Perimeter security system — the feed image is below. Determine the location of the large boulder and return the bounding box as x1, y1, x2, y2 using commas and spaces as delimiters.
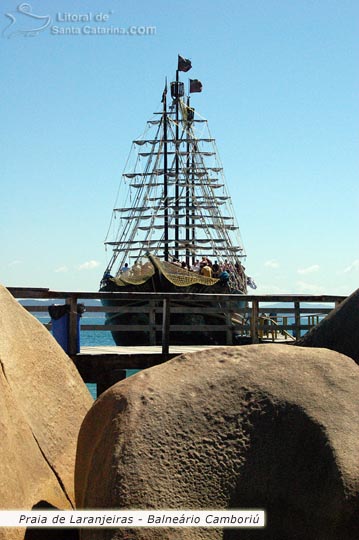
296, 288, 359, 363
0, 285, 93, 539
76, 344, 359, 540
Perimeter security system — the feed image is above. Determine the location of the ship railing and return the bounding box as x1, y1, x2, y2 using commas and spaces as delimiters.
7, 288, 344, 356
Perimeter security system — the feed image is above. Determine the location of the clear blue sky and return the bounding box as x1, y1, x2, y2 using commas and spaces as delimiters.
1, 0, 358, 295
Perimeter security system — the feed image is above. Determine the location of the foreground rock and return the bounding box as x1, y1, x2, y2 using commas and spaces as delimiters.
76, 344, 359, 540
0, 285, 93, 539
296, 288, 359, 363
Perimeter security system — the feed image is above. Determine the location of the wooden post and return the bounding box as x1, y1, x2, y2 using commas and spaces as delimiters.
97, 369, 127, 397
225, 300, 232, 345
67, 296, 79, 356
282, 316, 288, 339
149, 301, 156, 345
162, 298, 170, 355
250, 298, 259, 344
294, 301, 301, 341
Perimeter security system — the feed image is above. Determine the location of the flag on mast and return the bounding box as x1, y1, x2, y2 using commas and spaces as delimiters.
189, 79, 203, 93
178, 55, 192, 72
161, 79, 167, 102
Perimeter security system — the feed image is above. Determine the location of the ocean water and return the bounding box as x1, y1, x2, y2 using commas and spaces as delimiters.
80, 315, 115, 347
37, 314, 115, 346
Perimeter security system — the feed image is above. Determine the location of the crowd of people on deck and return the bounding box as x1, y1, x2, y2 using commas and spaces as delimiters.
170, 256, 246, 283
103, 254, 256, 289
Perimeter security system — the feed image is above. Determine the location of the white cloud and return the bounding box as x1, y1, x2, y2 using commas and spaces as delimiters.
297, 264, 320, 275
77, 260, 101, 271
343, 260, 359, 274
264, 259, 280, 269
54, 266, 69, 273
254, 283, 289, 294
296, 281, 325, 294
8, 260, 22, 266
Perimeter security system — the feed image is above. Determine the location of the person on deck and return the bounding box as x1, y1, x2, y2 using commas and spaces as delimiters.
219, 269, 230, 283
223, 259, 234, 273
212, 260, 220, 277
201, 263, 212, 278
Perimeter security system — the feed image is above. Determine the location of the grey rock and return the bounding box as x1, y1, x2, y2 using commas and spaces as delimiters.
76, 344, 359, 539
295, 288, 359, 363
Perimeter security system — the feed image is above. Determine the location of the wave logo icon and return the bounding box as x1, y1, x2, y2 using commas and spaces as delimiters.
3, 3, 51, 38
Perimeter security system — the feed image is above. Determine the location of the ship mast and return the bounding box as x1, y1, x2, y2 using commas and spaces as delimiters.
185, 95, 191, 266
186, 95, 195, 266
175, 69, 180, 259
170, 71, 185, 260
171, 55, 193, 262
162, 82, 169, 261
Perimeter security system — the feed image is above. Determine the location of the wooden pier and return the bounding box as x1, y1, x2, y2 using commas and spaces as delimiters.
75, 345, 224, 395
8, 287, 345, 395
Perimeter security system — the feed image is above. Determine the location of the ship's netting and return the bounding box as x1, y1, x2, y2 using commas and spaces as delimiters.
151, 256, 219, 287
111, 255, 218, 288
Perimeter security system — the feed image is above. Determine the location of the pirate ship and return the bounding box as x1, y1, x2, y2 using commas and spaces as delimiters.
100, 56, 254, 345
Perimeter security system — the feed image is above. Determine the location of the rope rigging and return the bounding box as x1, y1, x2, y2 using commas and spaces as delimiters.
104, 93, 247, 291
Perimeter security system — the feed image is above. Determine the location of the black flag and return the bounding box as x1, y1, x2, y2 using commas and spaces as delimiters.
189, 79, 203, 93
178, 55, 192, 72
161, 79, 167, 102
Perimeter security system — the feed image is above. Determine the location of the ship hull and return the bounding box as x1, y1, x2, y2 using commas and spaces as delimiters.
101, 297, 246, 346
101, 294, 247, 346
100, 255, 247, 346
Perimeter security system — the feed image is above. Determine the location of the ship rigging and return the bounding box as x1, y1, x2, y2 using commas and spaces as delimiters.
103, 56, 247, 292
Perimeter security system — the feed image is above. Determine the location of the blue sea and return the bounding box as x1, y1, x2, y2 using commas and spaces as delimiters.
36, 313, 114, 346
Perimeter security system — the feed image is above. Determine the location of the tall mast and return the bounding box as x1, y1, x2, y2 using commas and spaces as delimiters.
191, 140, 196, 265
162, 82, 169, 261
174, 69, 180, 259
174, 54, 192, 262
185, 95, 191, 266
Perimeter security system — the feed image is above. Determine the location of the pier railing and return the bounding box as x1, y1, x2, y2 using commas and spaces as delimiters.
8, 287, 344, 356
